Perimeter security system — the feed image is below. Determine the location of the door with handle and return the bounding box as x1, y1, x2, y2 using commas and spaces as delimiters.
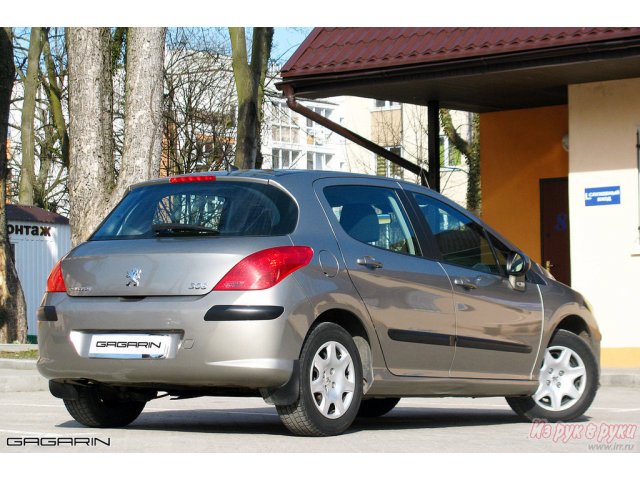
407, 190, 543, 380
357, 256, 384, 269
314, 179, 456, 377
453, 277, 477, 290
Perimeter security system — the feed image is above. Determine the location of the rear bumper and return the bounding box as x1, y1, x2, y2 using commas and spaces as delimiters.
37, 278, 311, 389
38, 355, 295, 389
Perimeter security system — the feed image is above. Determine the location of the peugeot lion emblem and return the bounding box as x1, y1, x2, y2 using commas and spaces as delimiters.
125, 268, 142, 287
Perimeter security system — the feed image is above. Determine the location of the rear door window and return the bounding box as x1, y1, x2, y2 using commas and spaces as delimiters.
323, 185, 419, 256
92, 181, 298, 240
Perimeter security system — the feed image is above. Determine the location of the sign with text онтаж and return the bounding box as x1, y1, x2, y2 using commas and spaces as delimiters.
584, 186, 621, 207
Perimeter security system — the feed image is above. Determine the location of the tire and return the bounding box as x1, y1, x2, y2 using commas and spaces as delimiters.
506, 330, 598, 422
277, 323, 363, 436
357, 397, 400, 418
63, 387, 146, 428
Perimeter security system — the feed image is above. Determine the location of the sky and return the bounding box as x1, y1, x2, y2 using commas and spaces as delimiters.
7, 3, 630, 71
272, 28, 312, 64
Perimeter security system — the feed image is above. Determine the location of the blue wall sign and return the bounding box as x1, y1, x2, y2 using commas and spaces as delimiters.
584, 186, 621, 206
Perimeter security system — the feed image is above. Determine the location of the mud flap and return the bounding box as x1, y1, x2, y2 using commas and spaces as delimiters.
260, 360, 300, 406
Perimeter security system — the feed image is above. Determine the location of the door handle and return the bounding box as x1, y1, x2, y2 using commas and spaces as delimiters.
453, 278, 477, 290
357, 256, 384, 269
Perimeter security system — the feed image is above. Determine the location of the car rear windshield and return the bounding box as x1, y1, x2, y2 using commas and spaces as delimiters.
91, 180, 298, 240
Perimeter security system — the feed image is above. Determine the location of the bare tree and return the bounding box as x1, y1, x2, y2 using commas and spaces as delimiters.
370, 101, 478, 208
18, 27, 44, 205
67, 28, 114, 244
119, 28, 165, 192
67, 27, 166, 245
228, 27, 273, 169
9, 27, 69, 213
0, 27, 27, 343
42, 28, 68, 170
163, 28, 237, 175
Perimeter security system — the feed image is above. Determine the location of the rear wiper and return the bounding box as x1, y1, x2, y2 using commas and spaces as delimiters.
152, 223, 220, 236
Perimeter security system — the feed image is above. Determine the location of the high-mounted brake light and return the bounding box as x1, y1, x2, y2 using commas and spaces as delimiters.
214, 246, 313, 291
46, 260, 67, 293
169, 175, 217, 183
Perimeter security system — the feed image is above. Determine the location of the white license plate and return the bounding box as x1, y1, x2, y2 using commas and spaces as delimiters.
88, 334, 170, 359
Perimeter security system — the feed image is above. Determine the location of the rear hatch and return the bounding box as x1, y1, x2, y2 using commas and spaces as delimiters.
62, 177, 299, 297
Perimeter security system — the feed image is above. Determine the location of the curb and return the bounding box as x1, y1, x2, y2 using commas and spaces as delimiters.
0, 371, 48, 393
0, 344, 38, 352
0, 360, 47, 393
599, 369, 640, 388
0, 359, 39, 370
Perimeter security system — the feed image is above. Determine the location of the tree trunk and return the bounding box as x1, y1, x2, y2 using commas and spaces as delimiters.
0, 28, 27, 343
67, 28, 115, 245
114, 28, 166, 200
252, 28, 273, 170
466, 114, 481, 214
18, 27, 44, 205
440, 109, 481, 214
34, 105, 53, 207
42, 28, 69, 169
68, 28, 166, 245
229, 27, 273, 170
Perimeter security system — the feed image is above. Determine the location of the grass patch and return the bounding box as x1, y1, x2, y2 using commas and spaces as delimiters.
0, 350, 39, 359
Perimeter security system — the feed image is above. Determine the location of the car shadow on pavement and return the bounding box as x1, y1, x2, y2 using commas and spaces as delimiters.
57, 406, 284, 435
53, 405, 567, 436
353, 407, 522, 431
353, 408, 593, 434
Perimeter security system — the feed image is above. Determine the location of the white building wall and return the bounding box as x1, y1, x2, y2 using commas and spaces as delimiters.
439, 169, 468, 207
263, 92, 469, 207
8, 221, 72, 338
263, 96, 348, 172
569, 77, 640, 349
341, 99, 469, 205
339, 96, 374, 174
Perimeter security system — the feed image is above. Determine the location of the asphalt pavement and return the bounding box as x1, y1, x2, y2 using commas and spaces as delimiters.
0, 382, 638, 453
2, 344, 638, 453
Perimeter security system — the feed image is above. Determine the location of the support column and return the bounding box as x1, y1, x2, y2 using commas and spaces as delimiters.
428, 100, 440, 192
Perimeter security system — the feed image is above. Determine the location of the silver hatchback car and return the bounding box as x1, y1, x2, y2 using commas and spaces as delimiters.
38, 170, 600, 436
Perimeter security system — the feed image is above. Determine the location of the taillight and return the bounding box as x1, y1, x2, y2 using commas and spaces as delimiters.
214, 246, 313, 291
46, 260, 67, 293
169, 175, 216, 183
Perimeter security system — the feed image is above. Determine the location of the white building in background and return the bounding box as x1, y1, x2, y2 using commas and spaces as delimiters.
265, 96, 347, 173
263, 91, 471, 208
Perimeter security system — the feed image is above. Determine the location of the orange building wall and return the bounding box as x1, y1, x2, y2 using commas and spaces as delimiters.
480, 105, 568, 263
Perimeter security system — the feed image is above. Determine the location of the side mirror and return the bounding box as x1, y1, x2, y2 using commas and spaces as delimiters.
506, 252, 530, 291
506, 252, 530, 276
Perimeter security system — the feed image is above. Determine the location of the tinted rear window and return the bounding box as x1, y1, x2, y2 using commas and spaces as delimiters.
91, 181, 298, 240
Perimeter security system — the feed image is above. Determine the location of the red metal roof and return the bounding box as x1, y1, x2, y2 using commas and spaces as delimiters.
6, 204, 69, 225
281, 27, 640, 78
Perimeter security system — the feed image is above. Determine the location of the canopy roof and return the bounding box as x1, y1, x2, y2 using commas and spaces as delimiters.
278, 27, 640, 112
